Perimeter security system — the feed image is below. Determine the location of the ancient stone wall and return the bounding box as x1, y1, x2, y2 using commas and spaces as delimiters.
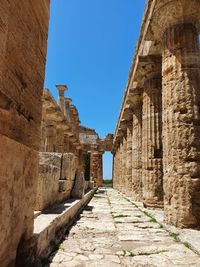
35, 152, 78, 210
37, 87, 83, 209
112, 0, 200, 228
0, 1, 50, 266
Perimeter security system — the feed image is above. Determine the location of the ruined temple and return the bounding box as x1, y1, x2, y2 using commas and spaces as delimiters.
1, 0, 200, 266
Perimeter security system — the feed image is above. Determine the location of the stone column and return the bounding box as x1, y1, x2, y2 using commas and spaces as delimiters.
126, 121, 133, 196
112, 152, 116, 187
45, 120, 57, 152
64, 97, 72, 122
90, 146, 99, 185
56, 127, 65, 153
118, 141, 123, 191
63, 134, 70, 153
162, 23, 200, 227
142, 60, 163, 208
113, 145, 120, 190
121, 134, 127, 193
97, 152, 103, 186
132, 94, 143, 201
56, 85, 67, 113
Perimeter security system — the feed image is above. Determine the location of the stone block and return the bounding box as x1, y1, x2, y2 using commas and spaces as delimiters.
71, 171, 85, 199
35, 152, 62, 211
0, 134, 38, 267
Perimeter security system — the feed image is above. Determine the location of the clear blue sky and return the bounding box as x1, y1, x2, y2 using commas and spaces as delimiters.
45, 0, 146, 180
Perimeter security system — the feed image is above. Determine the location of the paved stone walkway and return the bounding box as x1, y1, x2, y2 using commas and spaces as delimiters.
49, 188, 200, 267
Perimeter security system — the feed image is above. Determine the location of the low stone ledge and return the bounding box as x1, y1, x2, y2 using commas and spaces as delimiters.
28, 188, 97, 266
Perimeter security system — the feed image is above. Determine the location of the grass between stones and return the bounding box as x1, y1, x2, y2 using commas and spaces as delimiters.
113, 214, 130, 218
121, 193, 198, 255
117, 249, 168, 257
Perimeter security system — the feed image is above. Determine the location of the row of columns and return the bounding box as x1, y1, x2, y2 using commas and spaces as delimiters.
113, 22, 200, 228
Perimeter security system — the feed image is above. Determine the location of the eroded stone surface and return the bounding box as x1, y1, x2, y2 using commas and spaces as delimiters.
48, 188, 200, 267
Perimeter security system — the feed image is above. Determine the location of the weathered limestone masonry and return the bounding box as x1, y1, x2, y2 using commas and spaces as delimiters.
112, 0, 200, 228
36, 86, 82, 211
37, 87, 113, 209
79, 127, 113, 186
0, 1, 50, 266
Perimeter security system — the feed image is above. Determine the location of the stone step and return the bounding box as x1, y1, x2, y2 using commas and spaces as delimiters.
27, 188, 97, 266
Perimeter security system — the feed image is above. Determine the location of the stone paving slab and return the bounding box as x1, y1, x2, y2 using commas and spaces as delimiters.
48, 188, 200, 267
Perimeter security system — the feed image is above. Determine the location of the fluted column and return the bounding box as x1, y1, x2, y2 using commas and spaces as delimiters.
56, 85, 67, 113
112, 152, 116, 187
162, 23, 200, 227
132, 96, 143, 201
121, 134, 127, 193
113, 145, 121, 190
64, 97, 72, 122
45, 120, 56, 152
142, 63, 163, 208
90, 146, 99, 185
126, 121, 133, 196
97, 152, 103, 186
118, 141, 123, 191
56, 126, 65, 153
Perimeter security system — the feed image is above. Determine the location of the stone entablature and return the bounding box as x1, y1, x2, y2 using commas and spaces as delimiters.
112, 0, 200, 228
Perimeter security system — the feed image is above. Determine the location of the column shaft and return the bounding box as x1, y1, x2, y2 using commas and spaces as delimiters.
142, 75, 163, 208
121, 135, 127, 193
132, 105, 143, 200
162, 23, 200, 227
126, 122, 133, 196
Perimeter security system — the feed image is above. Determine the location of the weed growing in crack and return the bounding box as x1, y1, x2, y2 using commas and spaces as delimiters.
118, 250, 168, 257
183, 242, 192, 249
59, 245, 65, 251
169, 232, 180, 242
113, 214, 129, 218
149, 217, 157, 223
51, 239, 60, 251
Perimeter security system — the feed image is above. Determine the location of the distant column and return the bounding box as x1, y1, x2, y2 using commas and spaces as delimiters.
126, 121, 133, 196
56, 85, 67, 113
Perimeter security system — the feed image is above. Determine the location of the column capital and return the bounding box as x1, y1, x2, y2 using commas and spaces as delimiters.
140, 0, 200, 42
64, 97, 72, 104
135, 55, 162, 86
56, 85, 68, 96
